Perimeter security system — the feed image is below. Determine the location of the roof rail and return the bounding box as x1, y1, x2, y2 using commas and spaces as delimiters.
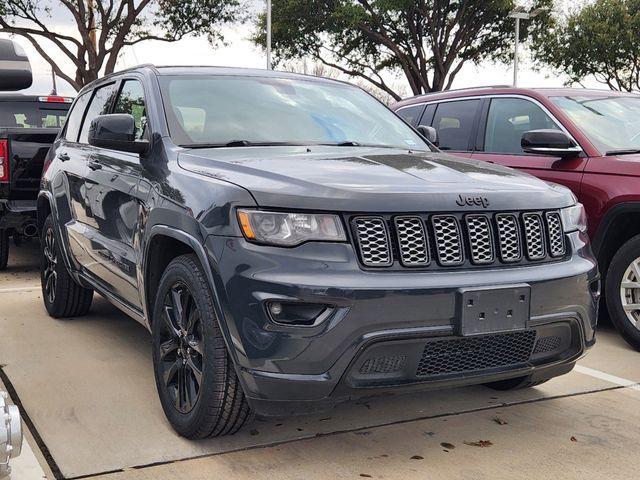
408, 84, 514, 100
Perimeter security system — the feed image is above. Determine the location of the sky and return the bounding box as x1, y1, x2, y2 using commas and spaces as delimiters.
0, 1, 602, 98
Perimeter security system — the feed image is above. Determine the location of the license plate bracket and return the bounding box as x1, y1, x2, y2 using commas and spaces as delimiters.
457, 284, 531, 336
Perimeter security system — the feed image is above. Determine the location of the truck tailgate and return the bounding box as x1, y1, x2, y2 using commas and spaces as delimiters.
1, 128, 58, 201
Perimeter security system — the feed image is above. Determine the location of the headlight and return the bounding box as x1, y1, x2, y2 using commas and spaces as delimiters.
237, 209, 346, 246
560, 203, 587, 233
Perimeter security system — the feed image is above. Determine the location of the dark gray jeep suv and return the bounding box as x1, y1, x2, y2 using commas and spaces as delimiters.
38, 65, 599, 438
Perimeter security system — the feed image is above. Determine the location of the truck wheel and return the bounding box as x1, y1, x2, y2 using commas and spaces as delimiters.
40, 215, 93, 318
484, 376, 549, 391
0, 229, 8, 270
152, 254, 250, 438
606, 234, 640, 351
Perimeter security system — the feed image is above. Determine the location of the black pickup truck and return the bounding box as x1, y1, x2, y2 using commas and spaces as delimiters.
0, 94, 71, 269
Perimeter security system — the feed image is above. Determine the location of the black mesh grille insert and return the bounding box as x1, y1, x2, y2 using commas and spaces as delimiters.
416, 331, 536, 377
359, 355, 407, 374
533, 335, 562, 354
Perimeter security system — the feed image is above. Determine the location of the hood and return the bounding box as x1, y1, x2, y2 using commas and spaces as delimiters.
178, 146, 575, 212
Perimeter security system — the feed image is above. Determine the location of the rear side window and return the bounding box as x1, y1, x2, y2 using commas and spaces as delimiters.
79, 83, 117, 144
396, 104, 425, 127
432, 100, 480, 151
485, 98, 561, 154
64, 93, 91, 142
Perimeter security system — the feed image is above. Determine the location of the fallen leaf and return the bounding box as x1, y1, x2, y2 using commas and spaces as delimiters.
410, 455, 424, 460
464, 440, 493, 448
493, 417, 508, 425
359, 474, 372, 478
571, 436, 578, 442
440, 442, 456, 450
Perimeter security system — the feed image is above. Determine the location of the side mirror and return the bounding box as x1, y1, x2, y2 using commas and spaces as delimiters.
521, 129, 581, 158
0, 39, 33, 91
416, 125, 439, 146
88, 114, 149, 154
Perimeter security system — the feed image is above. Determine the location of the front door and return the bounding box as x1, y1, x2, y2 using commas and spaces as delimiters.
471, 97, 587, 195
83, 78, 150, 309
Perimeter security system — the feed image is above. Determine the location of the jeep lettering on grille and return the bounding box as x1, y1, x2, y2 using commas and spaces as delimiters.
456, 194, 490, 208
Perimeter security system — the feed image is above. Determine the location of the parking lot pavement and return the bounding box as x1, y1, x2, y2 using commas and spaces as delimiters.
1, 244, 639, 480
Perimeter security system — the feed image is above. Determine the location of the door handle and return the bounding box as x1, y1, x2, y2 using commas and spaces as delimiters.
57, 152, 70, 162
88, 161, 103, 171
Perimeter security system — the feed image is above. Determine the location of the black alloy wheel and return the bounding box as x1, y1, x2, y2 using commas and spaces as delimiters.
157, 282, 205, 414
42, 228, 58, 304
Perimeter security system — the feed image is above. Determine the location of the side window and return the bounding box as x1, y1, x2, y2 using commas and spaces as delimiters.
113, 80, 148, 140
79, 83, 117, 144
396, 104, 425, 127
64, 92, 91, 142
485, 98, 561, 154
432, 100, 480, 151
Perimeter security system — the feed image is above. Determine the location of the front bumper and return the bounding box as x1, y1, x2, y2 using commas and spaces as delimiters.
208, 231, 599, 416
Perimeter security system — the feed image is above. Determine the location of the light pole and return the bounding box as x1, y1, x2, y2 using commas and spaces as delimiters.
508, 6, 543, 87
266, 0, 272, 70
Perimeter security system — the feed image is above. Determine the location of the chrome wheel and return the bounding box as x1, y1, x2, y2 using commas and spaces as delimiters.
43, 229, 58, 304
158, 282, 204, 414
620, 256, 640, 331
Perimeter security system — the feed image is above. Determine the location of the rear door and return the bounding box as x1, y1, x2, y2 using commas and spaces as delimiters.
82, 77, 150, 309
471, 96, 587, 193
428, 99, 481, 159
59, 83, 118, 273
50, 90, 94, 269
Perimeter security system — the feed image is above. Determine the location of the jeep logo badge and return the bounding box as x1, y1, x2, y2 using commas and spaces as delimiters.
456, 194, 490, 208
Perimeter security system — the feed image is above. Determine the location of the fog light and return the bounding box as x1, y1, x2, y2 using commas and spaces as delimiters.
0, 391, 22, 479
269, 302, 283, 316
266, 301, 332, 327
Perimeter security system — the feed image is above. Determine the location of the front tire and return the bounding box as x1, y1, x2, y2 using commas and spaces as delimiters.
152, 254, 250, 438
0, 229, 9, 270
606, 234, 640, 351
40, 215, 93, 318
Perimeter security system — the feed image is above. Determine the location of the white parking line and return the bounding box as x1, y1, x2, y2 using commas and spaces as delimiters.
0, 286, 40, 294
575, 365, 640, 391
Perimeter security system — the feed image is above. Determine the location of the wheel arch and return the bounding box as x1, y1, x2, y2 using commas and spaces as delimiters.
143, 226, 233, 356
36, 191, 54, 235
592, 202, 640, 282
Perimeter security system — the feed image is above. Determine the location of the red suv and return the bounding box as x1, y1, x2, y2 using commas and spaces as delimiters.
393, 87, 640, 350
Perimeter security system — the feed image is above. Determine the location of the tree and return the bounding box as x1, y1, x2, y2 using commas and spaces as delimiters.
533, 0, 640, 91
0, 0, 246, 91
255, 0, 553, 101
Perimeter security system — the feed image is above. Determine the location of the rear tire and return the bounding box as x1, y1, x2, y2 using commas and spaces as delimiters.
40, 215, 93, 318
0, 229, 9, 271
152, 254, 250, 438
484, 376, 549, 391
0, 229, 8, 270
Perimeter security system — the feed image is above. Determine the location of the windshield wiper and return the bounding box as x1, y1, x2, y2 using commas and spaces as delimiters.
605, 148, 640, 156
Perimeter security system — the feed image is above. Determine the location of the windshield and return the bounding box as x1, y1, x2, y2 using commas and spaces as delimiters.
551, 95, 640, 153
159, 75, 429, 150
0, 101, 68, 128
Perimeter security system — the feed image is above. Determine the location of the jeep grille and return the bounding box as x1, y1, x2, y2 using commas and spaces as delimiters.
546, 212, 566, 257
431, 215, 463, 266
353, 217, 393, 267
522, 213, 546, 260
351, 210, 566, 269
